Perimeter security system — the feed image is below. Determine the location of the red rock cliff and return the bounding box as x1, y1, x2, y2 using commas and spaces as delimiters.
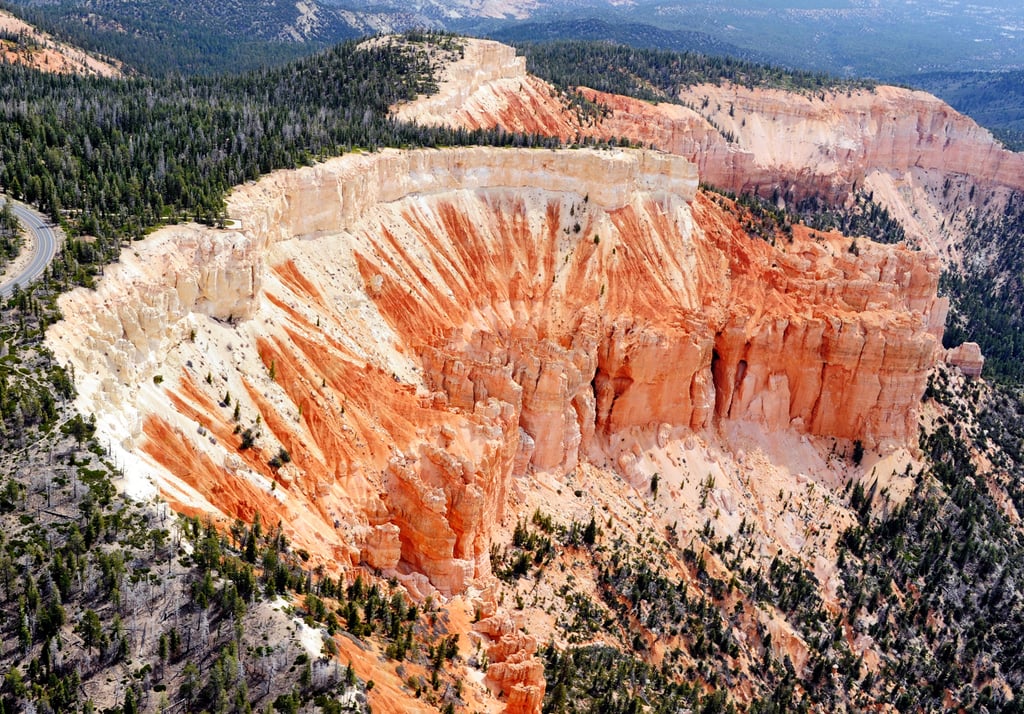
400, 39, 1023, 258
48, 147, 942, 601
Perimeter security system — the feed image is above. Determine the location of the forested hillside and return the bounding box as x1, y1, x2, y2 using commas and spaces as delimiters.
942, 194, 1024, 381
489, 17, 754, 61
479, 0, 1024, 78
514, 40, 873, 104
486, 362, 1024, 713
0, 34, 556, 286
1, 0, 330, 75
0, 201, 20, 264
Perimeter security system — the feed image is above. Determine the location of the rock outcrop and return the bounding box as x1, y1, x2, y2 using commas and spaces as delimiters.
678, 83, 1024, 199
401, 39, 1024, 259
48, 146, 942, 604
946, 342, 985, 377
394, 40, 583, 138
475, 614, 546, 714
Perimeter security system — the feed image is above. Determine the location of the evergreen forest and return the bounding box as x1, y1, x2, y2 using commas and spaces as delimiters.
1, 0, 327, 76
0, 33, 557, 285
514, 40, 875, 105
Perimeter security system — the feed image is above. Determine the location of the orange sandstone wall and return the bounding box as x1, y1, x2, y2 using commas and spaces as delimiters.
678, 83, 1024, 196
399, 39, 1023, 262
401, 40, 1024, 202
47, 147, 941, 600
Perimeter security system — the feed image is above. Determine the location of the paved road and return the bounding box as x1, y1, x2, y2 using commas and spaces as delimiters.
0, 199, 60, 298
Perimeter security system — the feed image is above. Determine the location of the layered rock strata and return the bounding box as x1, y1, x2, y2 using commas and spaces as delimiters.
49, 146, 942, 602
678, 83, 1024, 200
475, 614, 545, 714
400, 39, 1024, 259
946, 342, 985, 377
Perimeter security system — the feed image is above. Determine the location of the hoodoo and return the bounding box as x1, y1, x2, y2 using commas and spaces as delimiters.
47, 145, 943, 597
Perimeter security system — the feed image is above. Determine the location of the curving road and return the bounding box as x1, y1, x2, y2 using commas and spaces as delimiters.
0, 198, 60, 298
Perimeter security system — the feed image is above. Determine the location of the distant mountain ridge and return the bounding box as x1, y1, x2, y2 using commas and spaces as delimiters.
7, 0, 1024, 77
486, 17, 759, 60
4, 0, 369, 73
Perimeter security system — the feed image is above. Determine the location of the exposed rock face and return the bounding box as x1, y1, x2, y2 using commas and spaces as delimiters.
678, 83, 1024, 198
475, 614, 546, 714
404, 0, 539, 20
946, 342, 985, 377
675, 84, 1024, 258
0, 9, 122, 76
394, 40, 582, 137
49, 146, 942, 607
47, 147, 692, 597
404, 39, 1024, 260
